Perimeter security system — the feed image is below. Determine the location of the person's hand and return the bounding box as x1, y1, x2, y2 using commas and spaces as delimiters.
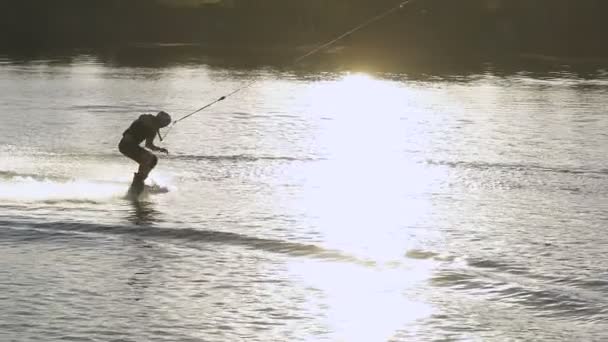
159, 148, 169, 155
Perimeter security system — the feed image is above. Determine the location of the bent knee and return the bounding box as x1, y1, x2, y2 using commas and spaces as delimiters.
142, 154, 158, 169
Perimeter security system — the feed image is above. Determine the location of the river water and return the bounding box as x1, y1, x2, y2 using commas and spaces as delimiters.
0, 50, 607, 341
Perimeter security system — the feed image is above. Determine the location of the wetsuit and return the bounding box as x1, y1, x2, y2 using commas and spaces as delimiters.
118, 114, 159, 189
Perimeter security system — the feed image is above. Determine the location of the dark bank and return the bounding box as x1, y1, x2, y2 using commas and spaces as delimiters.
1, 0, 608, 62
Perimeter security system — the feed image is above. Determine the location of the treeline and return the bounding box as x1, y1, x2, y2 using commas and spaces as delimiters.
0, 0, 607, 58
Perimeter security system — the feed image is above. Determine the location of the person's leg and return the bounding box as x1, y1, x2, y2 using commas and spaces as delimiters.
137, 152, 158, 181
119, 139, 146, 167
119, 139, 154, 193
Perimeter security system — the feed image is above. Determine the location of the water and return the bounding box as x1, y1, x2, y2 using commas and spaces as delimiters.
1, 51, 607, 341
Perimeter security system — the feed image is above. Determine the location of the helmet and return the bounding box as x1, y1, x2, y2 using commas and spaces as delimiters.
156, 111, 172, 127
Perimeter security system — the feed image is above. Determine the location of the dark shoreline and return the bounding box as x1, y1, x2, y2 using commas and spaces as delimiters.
2, 0, 608, 61
2, 44, 607, 82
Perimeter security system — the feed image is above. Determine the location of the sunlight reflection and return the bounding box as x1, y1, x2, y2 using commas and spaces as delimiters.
290, 259, 434, 342
278, 72, 446, 339
285, 72, 446, 260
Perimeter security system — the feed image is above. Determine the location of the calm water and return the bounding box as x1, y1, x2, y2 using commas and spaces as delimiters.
1, 52, 607, 341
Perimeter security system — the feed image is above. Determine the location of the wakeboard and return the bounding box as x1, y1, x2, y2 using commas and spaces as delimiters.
144, 183, 169, 194
125, 173, 169, 200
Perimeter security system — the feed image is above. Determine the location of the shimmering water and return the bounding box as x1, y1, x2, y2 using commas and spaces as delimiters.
1, 52, 607, 341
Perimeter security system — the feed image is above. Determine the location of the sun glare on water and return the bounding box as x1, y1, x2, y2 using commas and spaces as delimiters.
291, 72, 442, 257
276, 72, 444, 340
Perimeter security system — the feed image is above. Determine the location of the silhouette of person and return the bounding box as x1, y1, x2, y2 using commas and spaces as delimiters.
118, 111, 171, 195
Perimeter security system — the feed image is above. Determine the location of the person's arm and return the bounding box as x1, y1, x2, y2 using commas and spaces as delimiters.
145, 135, 168, 154
140, 115, 168, 154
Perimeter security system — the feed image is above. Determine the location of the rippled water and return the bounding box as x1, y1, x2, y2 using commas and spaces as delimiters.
1, 52, 607, 341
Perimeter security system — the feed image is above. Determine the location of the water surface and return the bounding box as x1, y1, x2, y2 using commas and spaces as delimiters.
1, 52, 607, 341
